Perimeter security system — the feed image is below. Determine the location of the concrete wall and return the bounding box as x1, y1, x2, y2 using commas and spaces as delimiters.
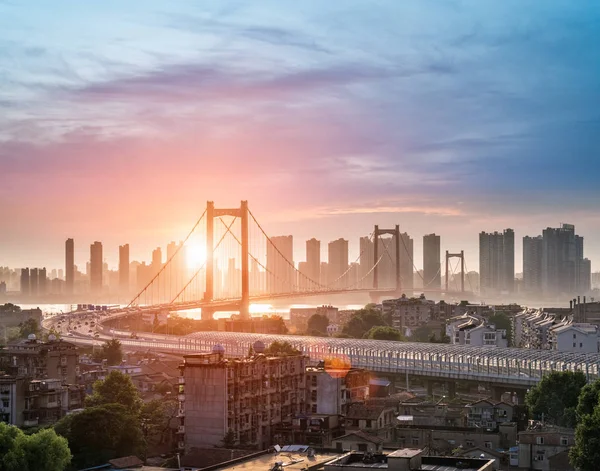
184, 365, 227, 450
334, 437, 380, 453
317, 373, 342, 415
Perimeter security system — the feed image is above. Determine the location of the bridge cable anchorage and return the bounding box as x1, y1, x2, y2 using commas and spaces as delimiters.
170, 216, 237, 304
247, 208, 327, 291
218, 218, 304, 294
127, 208, 208, 308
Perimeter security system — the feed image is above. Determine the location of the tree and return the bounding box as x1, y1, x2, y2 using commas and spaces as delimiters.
306, 314, 329, 336
85, 370, 142, 413
577, 379, 600, 418
221, 430, 236, 448
570, 406, 600, 471
365, 326, 404, 341
263, 341, 301, 356
140, 398, 178, 449
93, 339, 123, 365
0, 422, 71, 471
342, 307, 387, 339
55, 404, 144, 470
525, 370, 587, 428
18, 318, 39, 339
488, 312, 513, 346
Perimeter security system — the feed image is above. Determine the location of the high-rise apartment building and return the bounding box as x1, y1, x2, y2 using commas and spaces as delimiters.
90, 241, 103, 294
479, 229, 515, 294
540, 224, 590, 295
359, 236, 374, 288
20, 268, 30, 296
266, 235, 293, 294
29, 268, 39, 296
423, 234, 441, 290
151, 247, 162, 276
328, 238, 349, 289
523, 236, 543, 294
38, 268, 47, 295
399, 232, 414, 293
305, 238, 321, 285
65, 238, 74, 294
119, 244, 130, 294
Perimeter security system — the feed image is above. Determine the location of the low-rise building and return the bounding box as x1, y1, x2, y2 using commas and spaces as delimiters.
333, 430, 384, 453
397, 398, 465, 428
324, 449, 494, 471
306, 366, 370, 415
550, 323, 598, 353
344, 403, 396, 443
449, 314, 508, 347
516, 423, 575, 471
465, 400, 514, 429
383, 295, 434, 333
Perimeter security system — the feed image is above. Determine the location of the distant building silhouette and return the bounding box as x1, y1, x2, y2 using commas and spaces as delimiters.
151, 247, 162, 276
305, 238, 321, 285
38, 267, 47, 295
119, 244, 130, 294
65, 238, 74, 293
328, 238, 349, 289
523, 235, 543, 294
20, 268, 30, 296
540, 224, 590, 295
359, 236, 374, 288
29, 268, 39, 296
423, 234, 441, 290
267, 236, 293, 294
90, 241, 103, 294
399, 232, 414, 292
479, 229, 515, 294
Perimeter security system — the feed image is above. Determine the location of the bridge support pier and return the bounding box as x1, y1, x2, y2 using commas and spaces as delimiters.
446, 381, 456, 399
514, 389, 527, 405
201, 306, 215, 321
426, 380, 433, 398
492, 386, 504, 402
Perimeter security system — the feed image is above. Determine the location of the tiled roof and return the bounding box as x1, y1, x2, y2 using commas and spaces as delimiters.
346, 403, 390, 420
336, 430, 384, 444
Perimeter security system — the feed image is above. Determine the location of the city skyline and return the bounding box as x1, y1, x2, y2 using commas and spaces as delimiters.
2, 2, 600, 274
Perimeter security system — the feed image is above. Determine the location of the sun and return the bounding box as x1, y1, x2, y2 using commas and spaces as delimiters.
186, 244, 207, 269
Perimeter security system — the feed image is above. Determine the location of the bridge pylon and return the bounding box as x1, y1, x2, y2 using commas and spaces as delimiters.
373, 225, 402, 295
203, 200, 250, 320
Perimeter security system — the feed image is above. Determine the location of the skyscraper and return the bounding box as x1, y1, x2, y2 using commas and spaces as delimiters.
328, 238, 349, 289
305, 238, 321, 286
90, 241, 103, 294
152, 247, 162, 276
65, 238, 74, 293
479, 229, 515, 294
29, 268, 39, 296
541, 224, 590, 295
359, 236, 374, 288
423, 234, 441, 290
267, 236, 294, 294
38, 267, 47, 295
523, 236, 543, 294
20, 268, 30, 296
398, 232, 414, 292
119, 244, 130, 294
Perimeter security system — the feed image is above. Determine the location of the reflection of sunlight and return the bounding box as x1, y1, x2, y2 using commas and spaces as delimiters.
187, 244, 206, 269
250, 304, 272, 313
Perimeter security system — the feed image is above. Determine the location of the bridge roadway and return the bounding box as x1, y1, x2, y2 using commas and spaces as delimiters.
45, 307, 600, 389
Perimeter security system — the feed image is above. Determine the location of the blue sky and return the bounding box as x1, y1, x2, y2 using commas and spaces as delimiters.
1, 0, 599, 271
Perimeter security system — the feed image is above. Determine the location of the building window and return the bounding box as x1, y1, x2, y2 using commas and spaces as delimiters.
466, 440, 475, 447
573, 334, 577, 339
580, 343, 583, 348
412, 438, 419, 445
2, 400, 8, 408
484, 442, 492, 449
536, 437, 544, 445
561, 437, 568, 446
358, 444, 368, 452
573, 343, 576, 347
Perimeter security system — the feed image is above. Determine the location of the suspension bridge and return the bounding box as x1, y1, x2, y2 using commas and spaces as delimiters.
128, 201, 470, 319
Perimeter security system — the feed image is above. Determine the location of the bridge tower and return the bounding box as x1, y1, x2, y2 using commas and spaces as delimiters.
445, 250, 465, 293
204, 200, 249, 320
373, 225, 401, 294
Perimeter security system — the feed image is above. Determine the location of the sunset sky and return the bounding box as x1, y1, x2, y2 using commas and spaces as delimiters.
1, 1, 599, 272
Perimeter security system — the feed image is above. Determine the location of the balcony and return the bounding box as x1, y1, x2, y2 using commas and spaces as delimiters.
178, 377, 185, 384
177, 425, 185, 434
23, 419, 39, 427
177, 409, 185, 417
178, 394, 185, 402
177, 441, 185, 450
